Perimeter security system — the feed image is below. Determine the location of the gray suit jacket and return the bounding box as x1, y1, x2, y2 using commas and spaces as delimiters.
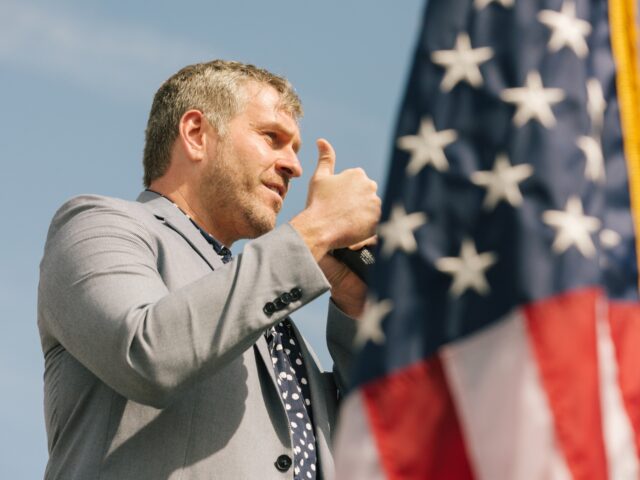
38, 191, 356, 479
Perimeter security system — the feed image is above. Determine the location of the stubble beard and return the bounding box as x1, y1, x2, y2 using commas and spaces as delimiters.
200, 141, 279, 241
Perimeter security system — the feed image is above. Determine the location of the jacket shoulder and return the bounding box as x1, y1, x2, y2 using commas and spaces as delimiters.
52, 194, 146, 219
44, 194, 156, 249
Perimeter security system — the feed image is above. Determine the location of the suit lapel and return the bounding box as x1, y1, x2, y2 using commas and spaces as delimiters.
136, 190, 224, 271
255, 335, 278, 385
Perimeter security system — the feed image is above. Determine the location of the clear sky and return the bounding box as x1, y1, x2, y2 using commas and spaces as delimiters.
0, 1, 424, 476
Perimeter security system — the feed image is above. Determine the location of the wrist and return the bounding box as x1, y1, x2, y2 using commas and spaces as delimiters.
289, 208, 333, 261
331, 293, 365, 318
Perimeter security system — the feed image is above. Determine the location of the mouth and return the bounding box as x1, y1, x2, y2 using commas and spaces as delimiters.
263, 182, 286, 200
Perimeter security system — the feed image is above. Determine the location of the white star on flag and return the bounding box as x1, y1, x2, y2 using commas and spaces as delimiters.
542, 196, 601, 257
436, 238, 497, 297
397, 117, 458, 175
500, 71, 565, 128
538, 0, 592, 58
355, 297, 394, 347
577, 135, 605, 183
586, 78, 606, 132
471, 154, 533, 210
431, 33, 494, 92
474, 0, 514, 9
378, 203, 428, 258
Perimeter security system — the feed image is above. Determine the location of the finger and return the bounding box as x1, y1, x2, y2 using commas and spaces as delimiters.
313, 138, 336, 178
349, 235, 378, 250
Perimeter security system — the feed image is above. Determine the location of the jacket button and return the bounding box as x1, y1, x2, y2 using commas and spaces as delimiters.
290, 287, 302, 300
274, 297, 286, 310
280, 292, 293, 305
275, 454, 292, 472
263, 302, 276, 316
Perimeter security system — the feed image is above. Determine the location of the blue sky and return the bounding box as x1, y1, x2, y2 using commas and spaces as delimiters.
0, 1, 424, 476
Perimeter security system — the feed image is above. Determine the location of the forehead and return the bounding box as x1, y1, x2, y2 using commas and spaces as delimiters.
236, 83, 300, 133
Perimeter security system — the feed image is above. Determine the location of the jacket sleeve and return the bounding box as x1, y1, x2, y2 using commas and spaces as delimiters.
326, 300, 357, 394
38, 196, 330, 408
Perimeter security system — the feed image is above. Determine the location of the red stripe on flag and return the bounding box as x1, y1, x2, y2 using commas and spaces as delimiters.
362, 356, 475, 480
524, 287, 607, 480
608, 302, 640, 459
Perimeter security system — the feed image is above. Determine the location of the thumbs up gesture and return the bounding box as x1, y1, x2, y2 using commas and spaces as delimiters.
290, 139, 381, 261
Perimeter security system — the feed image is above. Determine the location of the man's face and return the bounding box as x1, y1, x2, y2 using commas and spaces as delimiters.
199, 83, 302, 243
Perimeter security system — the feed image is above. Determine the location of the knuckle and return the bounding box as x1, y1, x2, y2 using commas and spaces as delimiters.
346, 167, 365, 178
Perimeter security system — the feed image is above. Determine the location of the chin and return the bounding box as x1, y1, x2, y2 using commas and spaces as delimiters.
244, 210, 277, 238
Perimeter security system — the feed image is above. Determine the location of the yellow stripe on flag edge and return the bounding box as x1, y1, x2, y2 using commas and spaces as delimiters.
610, 0, 640, 294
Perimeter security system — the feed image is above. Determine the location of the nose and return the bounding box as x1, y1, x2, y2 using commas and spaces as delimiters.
275, 150, 303, 180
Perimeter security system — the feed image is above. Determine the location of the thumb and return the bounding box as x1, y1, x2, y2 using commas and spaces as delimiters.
313, 138, 336, 178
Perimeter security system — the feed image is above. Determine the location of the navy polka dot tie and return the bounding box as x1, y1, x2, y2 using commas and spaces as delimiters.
267, 321, 317, 479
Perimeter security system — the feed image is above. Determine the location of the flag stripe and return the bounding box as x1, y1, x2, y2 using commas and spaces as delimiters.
596, 303, 639, 479
608, 303, 640, 461
524, 288, 608, 480
362, 357, 474, 480
609, 0, 640, 293
334, 392, 387, 480
441, 308, 571, 480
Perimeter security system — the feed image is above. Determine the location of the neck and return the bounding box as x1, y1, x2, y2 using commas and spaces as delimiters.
147, 182, 235, 247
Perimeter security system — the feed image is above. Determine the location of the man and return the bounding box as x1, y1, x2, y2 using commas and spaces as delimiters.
37, 60, 380, 479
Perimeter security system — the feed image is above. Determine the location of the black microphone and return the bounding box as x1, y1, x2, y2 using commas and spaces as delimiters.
331, 246, 375, 283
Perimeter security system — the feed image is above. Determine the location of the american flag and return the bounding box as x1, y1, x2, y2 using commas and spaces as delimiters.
335, 0, 640, 479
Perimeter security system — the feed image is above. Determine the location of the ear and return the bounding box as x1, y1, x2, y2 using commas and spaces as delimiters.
178, 110, 217, 163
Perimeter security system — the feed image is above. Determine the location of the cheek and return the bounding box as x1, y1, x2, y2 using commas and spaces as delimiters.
243, 137, 275, 168
223, 138, 273, 186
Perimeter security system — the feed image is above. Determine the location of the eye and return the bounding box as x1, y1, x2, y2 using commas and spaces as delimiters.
264, 131, 278, 143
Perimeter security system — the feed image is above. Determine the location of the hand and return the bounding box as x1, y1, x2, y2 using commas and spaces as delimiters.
290, 139, 381, 260
318, 236, 377, 318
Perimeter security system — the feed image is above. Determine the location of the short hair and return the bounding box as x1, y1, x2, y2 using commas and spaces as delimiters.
142, 59, 303, 187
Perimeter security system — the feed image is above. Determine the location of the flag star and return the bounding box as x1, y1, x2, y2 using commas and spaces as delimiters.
378, 203, 428, 257
471, 154, 533, 210
355, 298, 393, 347
474, 0, 514, 9
538, 0, 591, 58
542, 196, 601, 257
397, 117, 458, 175
436, 239, 497, 297
586, 78, 606, 132
576, 135, 605, 183
431, 33, 494, 92
500, 71, 565, 128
